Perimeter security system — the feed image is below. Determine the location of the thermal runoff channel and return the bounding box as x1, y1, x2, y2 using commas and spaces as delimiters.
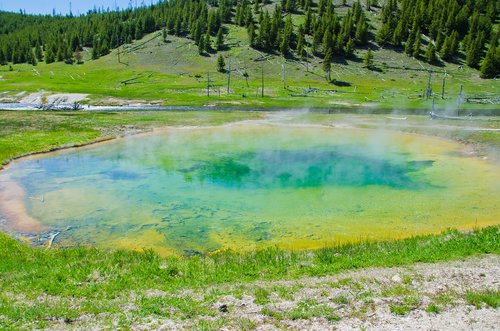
3, 124, 499, 256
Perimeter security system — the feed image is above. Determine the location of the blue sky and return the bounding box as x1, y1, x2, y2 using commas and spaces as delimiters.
0, 0, 159, 15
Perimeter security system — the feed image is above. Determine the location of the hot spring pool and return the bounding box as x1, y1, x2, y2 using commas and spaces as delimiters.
1, 124, 499, 255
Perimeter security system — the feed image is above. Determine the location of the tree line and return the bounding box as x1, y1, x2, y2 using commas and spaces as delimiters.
375, 0, 498, 77
0, 0, 498, 78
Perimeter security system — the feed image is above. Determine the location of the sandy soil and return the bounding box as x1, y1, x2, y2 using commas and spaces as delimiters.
0, 173, 47, 232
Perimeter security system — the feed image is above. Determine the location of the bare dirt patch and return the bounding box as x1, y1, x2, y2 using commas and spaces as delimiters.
46, 93, 88, 105
18, 92, 88, 105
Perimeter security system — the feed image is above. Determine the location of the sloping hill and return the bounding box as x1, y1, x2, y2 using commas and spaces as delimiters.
0, 0, 498, 110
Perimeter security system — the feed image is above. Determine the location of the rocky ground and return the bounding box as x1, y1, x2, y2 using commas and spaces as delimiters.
36, 254, 499, 330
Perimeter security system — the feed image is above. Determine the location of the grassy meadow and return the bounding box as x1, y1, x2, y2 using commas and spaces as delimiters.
1, 24, 498, 110
0, 226, 498, 329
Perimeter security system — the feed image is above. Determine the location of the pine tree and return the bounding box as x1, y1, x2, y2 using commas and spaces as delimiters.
285, 0, 297, 13
296, 32, 304, 57
335, 34, 345, 55
254, 0, 260, 14
280, 16, 294, 57
392, 21, 404, 47
247, 23, 256, 47
204, 32, 211, 52
440, 36, 452, 60
174, 17, 182, 36
198, 37, 205, 55
404, 33, 414, 56
426, 43, 437, 64
45, 49, 55, 63
486, 0, 496, 21
435, 31, 444, 52
207, 10, 217, 34
62, 45, 72, 64
56, 47, 64, 62
29, 50, 37, 66
216, 27, 224, 51
71, 35, 81, 51
323, 48, 332, 81
376, 22, 391, 46
35, 44, 43, 62
216, 54, 226, 72
92, 37, 100, 60
312, 24, 322, 55
363, 48, 373, 68
235, 3, 243, 26
412, 32, 421, 58
322, 28, 333, 54
466, 32, 485, 68
480, 45, 499, 78
0, 48, 6, 65
345, 38, 355, 58
355, 15, 369, 45
162, 27, 168, 42
449, 31, 459, 57
244, 7, 254, 27
100, 39, 109, 56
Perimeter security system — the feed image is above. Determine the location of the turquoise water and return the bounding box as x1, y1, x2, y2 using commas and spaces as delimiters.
3, 124, 500, 255
181, 149, 434, 189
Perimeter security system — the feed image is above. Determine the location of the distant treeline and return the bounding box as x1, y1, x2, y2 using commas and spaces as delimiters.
0, 0, 498, 78
375, 0, 499, 78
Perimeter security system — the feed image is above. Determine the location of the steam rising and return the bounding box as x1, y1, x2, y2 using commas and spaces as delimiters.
2, 114, 499, 255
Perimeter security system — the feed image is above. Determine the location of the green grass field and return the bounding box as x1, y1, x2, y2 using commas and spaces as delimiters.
1, 24, 498, 110
0, 226, 498, 329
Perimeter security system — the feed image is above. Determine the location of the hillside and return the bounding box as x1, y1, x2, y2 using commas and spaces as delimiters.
0, 0, 499, 110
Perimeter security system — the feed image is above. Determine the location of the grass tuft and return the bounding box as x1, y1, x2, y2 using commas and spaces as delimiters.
389, 303, 413, 316
465, 290, 500, 309
425, 303, 441, 314
288, 299, 340, 321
